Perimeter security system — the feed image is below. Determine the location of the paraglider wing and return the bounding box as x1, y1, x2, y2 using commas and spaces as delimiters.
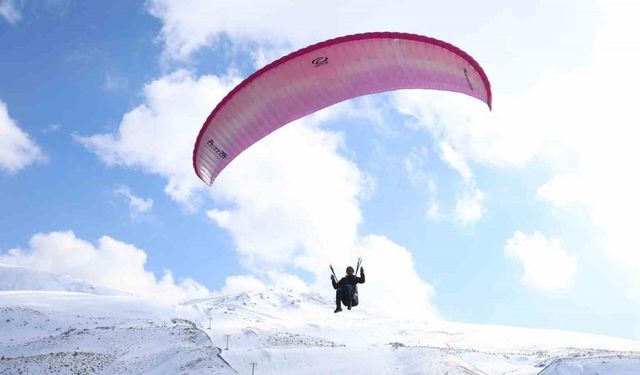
193, 32, 492, 185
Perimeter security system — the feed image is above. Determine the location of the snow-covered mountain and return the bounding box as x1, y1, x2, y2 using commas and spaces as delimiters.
0, 265, 233, 374
188, 288, 640, 374
2, 266, 640, 374
0, 291, 234, 374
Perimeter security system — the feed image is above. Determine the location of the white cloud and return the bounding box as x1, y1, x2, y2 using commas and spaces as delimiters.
114, 185, 154, 218
402, 139, 486, 225
427, 203, 442, 221
505, 231, 578, 292
391, 89, 543, 170
0, 0, 21, 24
425, 178, 442, 221
218, 273, 309, 295
438, 141, 473, 183
438, 141, 486, 225
403, 146, 430, 186
0, 100, 47, 172
76, 70, 239, 209
219, 275, 267, 295
404, 147, 480, 224
354, 235, 437, 318
0, 231, 210, 304
454, 188, 485, 226
536, 174, 585, 208
267, 272, 309, 293
146, 0, 600, 83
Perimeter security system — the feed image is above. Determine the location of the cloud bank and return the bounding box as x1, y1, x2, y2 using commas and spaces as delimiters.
0, 231, 211, 304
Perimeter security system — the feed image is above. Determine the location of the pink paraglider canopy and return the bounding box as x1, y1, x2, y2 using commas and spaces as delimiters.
193, 32, 492, 185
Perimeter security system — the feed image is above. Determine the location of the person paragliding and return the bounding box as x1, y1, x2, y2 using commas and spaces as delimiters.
330, 259, 365, 313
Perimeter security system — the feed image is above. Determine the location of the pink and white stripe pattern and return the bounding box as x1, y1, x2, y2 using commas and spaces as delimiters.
193, 32, 492, 185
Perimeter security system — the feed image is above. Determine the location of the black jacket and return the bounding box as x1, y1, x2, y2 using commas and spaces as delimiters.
332, 272, 365, 289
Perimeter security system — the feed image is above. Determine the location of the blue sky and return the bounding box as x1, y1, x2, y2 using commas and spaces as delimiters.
2, 0, 640, 340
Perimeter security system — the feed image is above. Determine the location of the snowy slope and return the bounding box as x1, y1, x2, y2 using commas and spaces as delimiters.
0, 263, 121, 295
539, 356, 640, 374
0, 264, 234, 374
2, 266, 640, 374
189, 289, 640, 375
0, 292, 235, 374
